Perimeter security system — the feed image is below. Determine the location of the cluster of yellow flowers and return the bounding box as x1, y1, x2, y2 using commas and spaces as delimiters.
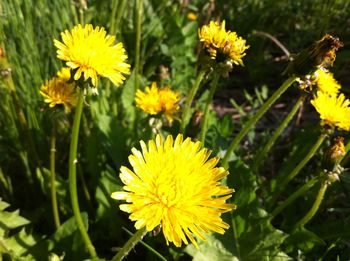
39, 22, 237, 248
40, 67, 79, 112
135, 82, 180, 123
198, 20, 249, 66
310, 68, 350, 131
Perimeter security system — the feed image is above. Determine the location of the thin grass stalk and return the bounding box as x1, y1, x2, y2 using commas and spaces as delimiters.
270, 177, 318, 219
181, 69, 207, 132
68, 90, 97, 258
112, 227, 148, 261
199, 74, 219, 143
78, 0, 85, 25
269, 133, 327, 208
122, 227, 167, 261
231, 214, 241, 260
254, 96, 304, 172
109, 0, 119, 35
50, 122, 60, 228
295, 180, 328, 228
113, 0, 128, 36
134, 0, 143, 91
222, 76, 298, 168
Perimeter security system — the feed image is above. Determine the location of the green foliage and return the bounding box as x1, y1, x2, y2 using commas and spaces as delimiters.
1, 0, 350, 260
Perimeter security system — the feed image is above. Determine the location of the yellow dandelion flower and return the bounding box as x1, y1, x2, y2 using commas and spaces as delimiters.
198, 20, 249, 65
111, 134, 235, 248
159, 87, 180, 122
54, 24, 130, 88
135, 82, 180, 123
40, 68, 79, 112
187, 12, 198, 21
311, 91, 350, 131
314, 68, 341, 95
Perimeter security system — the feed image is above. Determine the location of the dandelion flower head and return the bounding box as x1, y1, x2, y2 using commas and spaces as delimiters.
198, 20, 249, 66
54, 24, 130, 89
40, 67, 79, 113
111, 134, 235, 248
135, 82, 180, 123
314, 68, 341, 95
311, 91, 350, 131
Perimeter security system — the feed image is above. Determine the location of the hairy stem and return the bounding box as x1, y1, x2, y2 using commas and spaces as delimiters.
222, 76, 298, 168
295, 180, 328, 228
270, 177, 318, 219
254, 96, 304, 172
269, 133, 327, 208
112, 227, 148, 261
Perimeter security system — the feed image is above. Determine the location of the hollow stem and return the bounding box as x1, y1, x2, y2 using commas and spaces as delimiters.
269, 133, 327, 208
112, 227, 148, 261
199, 74, 219, 143
295, 180, 328, 228
254, 96, 304, 172
222, 76, 298, 168
50, 123, 60, 229
270, 177, 318, 219
69, 90, 97, 258
181, 69, 207, 132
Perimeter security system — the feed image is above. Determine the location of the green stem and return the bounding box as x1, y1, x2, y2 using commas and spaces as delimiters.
269, 133, 327, 208
270, 177, 318, 219
50, 123, 60, 229
112, 227, 148, 261
69, 91, 97, 258
295, 180, 328, 228
181, 69, 207, 132
200, 74, 219, 143
254, 96, 304, 172
134, 0, 143, 91
122, 227, 167, 261
222, 76, 298, 168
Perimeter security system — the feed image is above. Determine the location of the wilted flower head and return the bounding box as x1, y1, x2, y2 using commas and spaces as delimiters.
112, 134, 235, 248
40, 67, 79, 112
328, 136, 346, 164
54, 24, 130, 91
198, 20, 249, 66
311, 91, 350, 131
284, 34, 343, 76
135, 82, 180, 123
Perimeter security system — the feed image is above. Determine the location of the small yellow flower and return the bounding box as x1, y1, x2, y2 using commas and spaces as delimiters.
54, 24, 130, 89
314, 68, 341, 95
198, 20, 249, 65
111, 134, 235, 248
135, 82, 180, 123
187, 12, 197, 21
311, 91, 350, 131
40, 68, 79, 112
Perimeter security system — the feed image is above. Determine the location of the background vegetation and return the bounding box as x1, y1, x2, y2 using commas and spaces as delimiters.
1, 0, 350, 260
